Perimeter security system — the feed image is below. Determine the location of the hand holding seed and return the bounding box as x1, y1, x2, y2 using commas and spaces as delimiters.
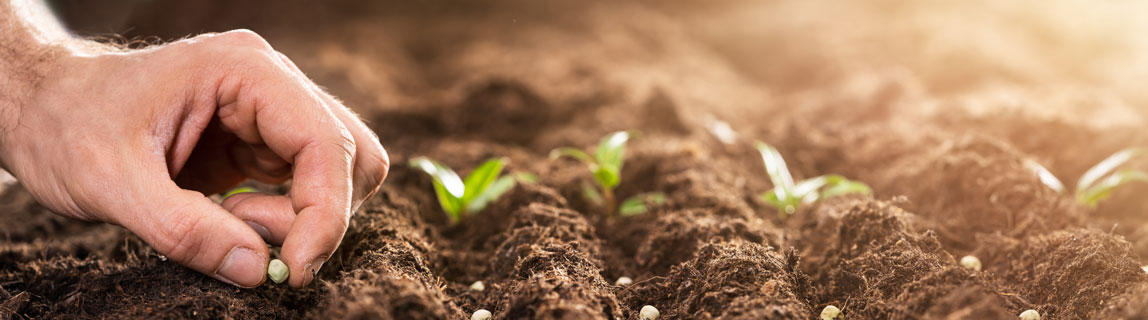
0, 29, 389, 288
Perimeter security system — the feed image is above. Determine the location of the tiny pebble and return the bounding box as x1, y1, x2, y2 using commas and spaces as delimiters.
268, 259, 289, 284
820, 305, 841, 320
639, 305, 660, 320
471, 309, 492, 320
1019, 309, 1040, 320
615, 276, 633, 286
470, 281, 485, 292
960, 255, 982, 272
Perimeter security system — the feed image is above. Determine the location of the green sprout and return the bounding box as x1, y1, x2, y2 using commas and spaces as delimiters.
551, 131, 665, 216
1025, 147, 1148, 207
410, 156, 529, 224
756, 141, 871, 217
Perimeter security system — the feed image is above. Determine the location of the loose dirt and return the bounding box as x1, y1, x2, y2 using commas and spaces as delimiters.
5, 0, 1148, 319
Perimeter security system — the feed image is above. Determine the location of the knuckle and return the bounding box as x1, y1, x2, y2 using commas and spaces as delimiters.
157, 202, 208, 265
218, 29, 272, 50
365, 147, 390, 187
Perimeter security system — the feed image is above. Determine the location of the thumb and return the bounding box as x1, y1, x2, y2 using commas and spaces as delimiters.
117, 181, 270, 287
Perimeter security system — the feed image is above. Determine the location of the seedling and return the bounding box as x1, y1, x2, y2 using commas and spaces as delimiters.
1025, 147, 1148, 207
551, 131, 665, 216
410, 157, 530, 224
756, 141, 871, 217
268, 259, 288, 284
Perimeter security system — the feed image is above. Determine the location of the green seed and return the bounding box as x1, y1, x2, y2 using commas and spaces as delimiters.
268, 259, 289, 284
821, 305, 841, 320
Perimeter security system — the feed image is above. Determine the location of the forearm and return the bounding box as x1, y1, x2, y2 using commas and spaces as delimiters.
0, 0, 76, 166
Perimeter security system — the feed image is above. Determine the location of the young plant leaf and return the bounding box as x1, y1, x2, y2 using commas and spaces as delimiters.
1076, 148, 1146, 194
1024, 159, 1065, 193
1077, 169, 1148, 207
618, 192, 667, 217
593, 163, 621, 189
467, 175, 517, 213
582, 182, 604, 204
550, 147, 596, 167
820, 178, 872, 199
409, 157, 465, 221
461, 158, 507, 206
756, 141, 796, 202
514, 172, 539, 183
595, 131, 633, 172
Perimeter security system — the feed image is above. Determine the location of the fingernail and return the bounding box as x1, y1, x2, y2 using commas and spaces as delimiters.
223, 187, 258, 199
215, 246, 266, 288
244, 220, 272, 242
303, 256, 328, 285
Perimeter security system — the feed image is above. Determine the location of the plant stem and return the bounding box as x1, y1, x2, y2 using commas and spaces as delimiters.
603, 187, 616, 216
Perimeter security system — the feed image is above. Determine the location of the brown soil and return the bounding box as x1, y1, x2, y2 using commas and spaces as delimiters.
5, 0, 1148, 319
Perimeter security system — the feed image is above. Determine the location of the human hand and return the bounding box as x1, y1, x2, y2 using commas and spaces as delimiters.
0, 30, 389, 288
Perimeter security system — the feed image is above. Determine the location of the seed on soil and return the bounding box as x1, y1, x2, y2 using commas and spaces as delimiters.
821, 305, 841, 320
1142, 265, 1148, 274
615, 276, 633, 286
1019, 309, 1041, 320
960, 255, 982, 271
639, 305, 660, 320
268, 259, 288, 284
471, 309, 492, 320
470, 280, 485, 291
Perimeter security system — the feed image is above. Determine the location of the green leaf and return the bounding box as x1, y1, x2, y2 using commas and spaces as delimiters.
755, 141, 795, 203
618, 192, 667, 217
550, 147, 597, 167
593, 163, 621, 189
409, 157, 465, 222
594, 131, 633, 172
1024, 159, 1065, 193
761, 189, 796, 214
462, 158, 507, 207
1077, 169, 1148, 207
820, 178, 872, 199
514, 172, 539, 183
467, 175, 517, 213
1077, 148, 1147, 194
792, 176, 829, 199
582, 183, 604, 204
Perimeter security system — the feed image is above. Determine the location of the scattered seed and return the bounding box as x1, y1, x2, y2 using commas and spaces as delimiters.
821, 305, 841, 320
470, 280, 485, 292
1141, 265, 1148, 274
639, 305, 659, 320
471, 309, 492, 320
268, 259, 288, 284
1019, 309, 1040, 320
615, 276, 633, 286
960, 255, 982, 271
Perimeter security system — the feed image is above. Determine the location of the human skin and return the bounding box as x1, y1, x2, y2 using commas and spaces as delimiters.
0, 0, 389, 288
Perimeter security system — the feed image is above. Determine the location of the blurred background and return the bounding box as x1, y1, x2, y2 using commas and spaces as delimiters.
44, 0, 1148, 131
